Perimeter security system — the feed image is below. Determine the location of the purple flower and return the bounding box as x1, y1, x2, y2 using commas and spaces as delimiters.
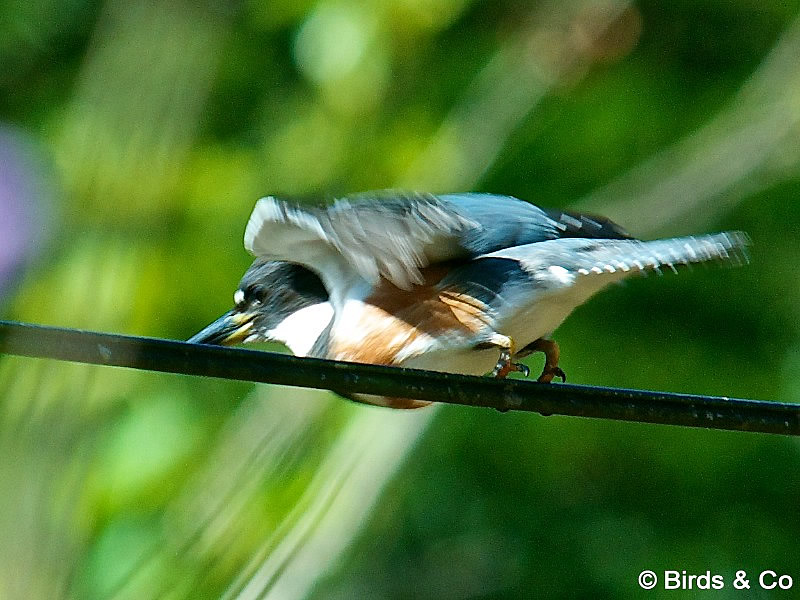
0, 125, 53, 300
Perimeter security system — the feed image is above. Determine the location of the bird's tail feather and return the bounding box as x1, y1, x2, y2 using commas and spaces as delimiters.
564, 231, 750, 277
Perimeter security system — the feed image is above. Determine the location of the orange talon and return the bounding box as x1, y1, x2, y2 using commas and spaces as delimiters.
488, 334, 530, 379
518, 338, 566, 383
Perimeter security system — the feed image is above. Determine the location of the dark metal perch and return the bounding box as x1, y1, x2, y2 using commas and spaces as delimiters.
0, 319, 797, 435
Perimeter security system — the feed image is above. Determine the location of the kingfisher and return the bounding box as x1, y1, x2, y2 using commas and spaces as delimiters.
189, 191, 748, 408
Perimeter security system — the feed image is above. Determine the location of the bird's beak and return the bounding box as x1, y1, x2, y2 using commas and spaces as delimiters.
187, 310, 256, 345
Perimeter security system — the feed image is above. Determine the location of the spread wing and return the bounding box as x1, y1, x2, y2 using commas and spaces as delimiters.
244, 191, 478, 289
244, 190, 635, 291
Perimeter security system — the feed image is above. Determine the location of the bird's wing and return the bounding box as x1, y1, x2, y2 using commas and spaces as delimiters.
540, 208, 632, 240
245, 191, 479, 289
438, 194, 634, 247
434, 193, 560, 255
244, 191, 639, 290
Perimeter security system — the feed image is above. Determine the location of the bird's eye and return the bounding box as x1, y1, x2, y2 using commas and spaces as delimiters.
234, 285, 265, 308
245, 285, 264, 306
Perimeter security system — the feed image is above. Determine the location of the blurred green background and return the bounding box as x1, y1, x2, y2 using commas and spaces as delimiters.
2, 0, 800, 598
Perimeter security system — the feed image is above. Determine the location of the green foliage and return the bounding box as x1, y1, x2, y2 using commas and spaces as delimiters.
2, 0, 800, 598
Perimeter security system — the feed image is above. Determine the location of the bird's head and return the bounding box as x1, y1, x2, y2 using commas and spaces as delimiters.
188, 258, 332, 356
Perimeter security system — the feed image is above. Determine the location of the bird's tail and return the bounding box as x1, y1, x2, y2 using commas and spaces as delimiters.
560, 231, 750, 277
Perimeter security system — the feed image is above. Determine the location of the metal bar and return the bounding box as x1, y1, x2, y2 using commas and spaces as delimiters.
0, 319, 797, 435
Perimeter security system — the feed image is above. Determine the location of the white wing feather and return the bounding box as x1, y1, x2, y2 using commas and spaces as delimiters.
244, 193, 478, 289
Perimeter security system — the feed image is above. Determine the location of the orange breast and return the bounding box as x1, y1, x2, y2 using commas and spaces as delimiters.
328, 264, 491, 366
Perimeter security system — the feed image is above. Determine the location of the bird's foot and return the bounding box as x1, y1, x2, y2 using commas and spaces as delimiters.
487, 334, 530, 379
517, 338, 566, 384
537, 365, 566, 384
490, 351, 531, 379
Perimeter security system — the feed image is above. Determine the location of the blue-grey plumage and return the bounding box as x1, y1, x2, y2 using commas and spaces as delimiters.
397, 232, 749, 382
444, 232, 750, 317
243, 191, 630, 302
437, 193, 631, 253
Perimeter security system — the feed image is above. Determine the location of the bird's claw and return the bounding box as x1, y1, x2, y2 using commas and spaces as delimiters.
537, 365, 566, 384
490, 349, 512, 378
491, 349, 530, 379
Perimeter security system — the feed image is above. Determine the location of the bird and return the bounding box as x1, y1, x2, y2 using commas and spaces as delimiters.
189, 191, 631, 393
189, 191, 748, 408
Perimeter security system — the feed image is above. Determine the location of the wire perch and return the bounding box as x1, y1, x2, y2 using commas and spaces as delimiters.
0, 319, 797, 435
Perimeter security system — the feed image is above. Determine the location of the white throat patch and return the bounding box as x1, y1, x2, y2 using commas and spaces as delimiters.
266, 302, 334, 357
